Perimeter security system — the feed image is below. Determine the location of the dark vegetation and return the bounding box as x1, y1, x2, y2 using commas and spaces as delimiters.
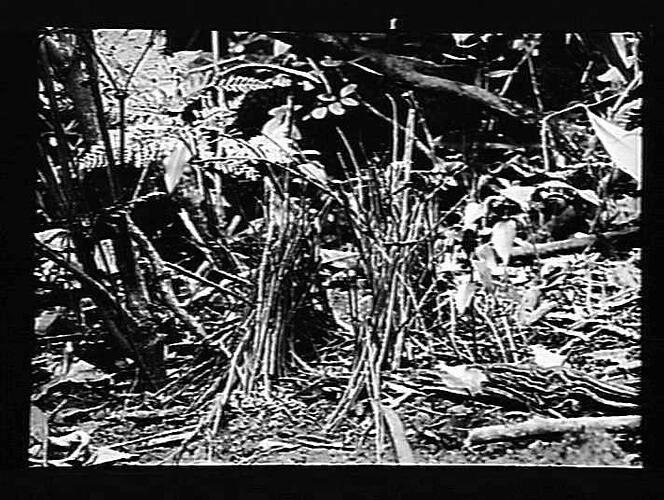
31, 28, 642, 465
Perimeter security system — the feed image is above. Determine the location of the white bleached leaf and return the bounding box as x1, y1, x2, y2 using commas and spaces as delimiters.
455, 276, 477, 315
586, 109, 642, 187
491, 219, 517, 265
261, 116, 288, 141
298, 162, 328, 185
257, 438, 299, 451
437, 257, 463, 273
576, 189, 601, 206
486, 69, 515, 79
63, 360, 111, 384
340, 83, 358, 97
472, 259, 494, 292
596, 65, 627, 84
87, 447, 136, 466
340, 97, 359, 107
436, 363, 488, 396
530, 345, 566, 368
463, 202, 485, 228
475, 243, 501, 275
163, 142, 193, 193
328, 102, 345, 115
311, 106, 328, 119
319, 248, 359, 270
499, 185, 536, 211
49, 430, 91, 449
273, 39, 291, 57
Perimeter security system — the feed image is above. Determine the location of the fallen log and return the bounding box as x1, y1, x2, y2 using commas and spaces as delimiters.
465, 415, 640, 445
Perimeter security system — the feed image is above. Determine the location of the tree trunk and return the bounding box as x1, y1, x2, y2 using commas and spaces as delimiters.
44, 31, 100, 148
40, 29, 166, 389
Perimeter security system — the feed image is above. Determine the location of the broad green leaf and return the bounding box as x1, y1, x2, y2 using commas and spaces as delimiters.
340, 97, 359, 107
311, 106, 328, 119
340, 83, 358, 97
319, 58, 343, 68
316, 93, 336, 103
491, 219, 517, 265
328, 102, 345, 115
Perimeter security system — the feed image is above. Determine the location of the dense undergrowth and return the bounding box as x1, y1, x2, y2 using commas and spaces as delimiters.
32, 29, 642, 465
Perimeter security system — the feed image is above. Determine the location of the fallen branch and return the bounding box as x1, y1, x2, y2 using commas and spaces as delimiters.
512, 227, 639, 259
268, 32, 537, 124
465, 415, 641, 445
126, 216, 211, 343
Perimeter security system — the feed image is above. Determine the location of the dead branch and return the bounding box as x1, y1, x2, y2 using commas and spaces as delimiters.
268, 32, 538, 124
512, 227, 639, 259
465, 415, 640, 445
125, 216, 212, 344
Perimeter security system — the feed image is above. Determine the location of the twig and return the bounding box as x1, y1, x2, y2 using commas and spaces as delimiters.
526, 54, 543, 113
161, 260, 250, 303
361, 100, 433, 158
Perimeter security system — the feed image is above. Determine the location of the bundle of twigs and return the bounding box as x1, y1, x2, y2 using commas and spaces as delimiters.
323, 99, 459, 461
243, 175, 334, 395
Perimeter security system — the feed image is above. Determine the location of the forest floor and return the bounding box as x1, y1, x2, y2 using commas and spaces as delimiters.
31, 252, 641, 466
